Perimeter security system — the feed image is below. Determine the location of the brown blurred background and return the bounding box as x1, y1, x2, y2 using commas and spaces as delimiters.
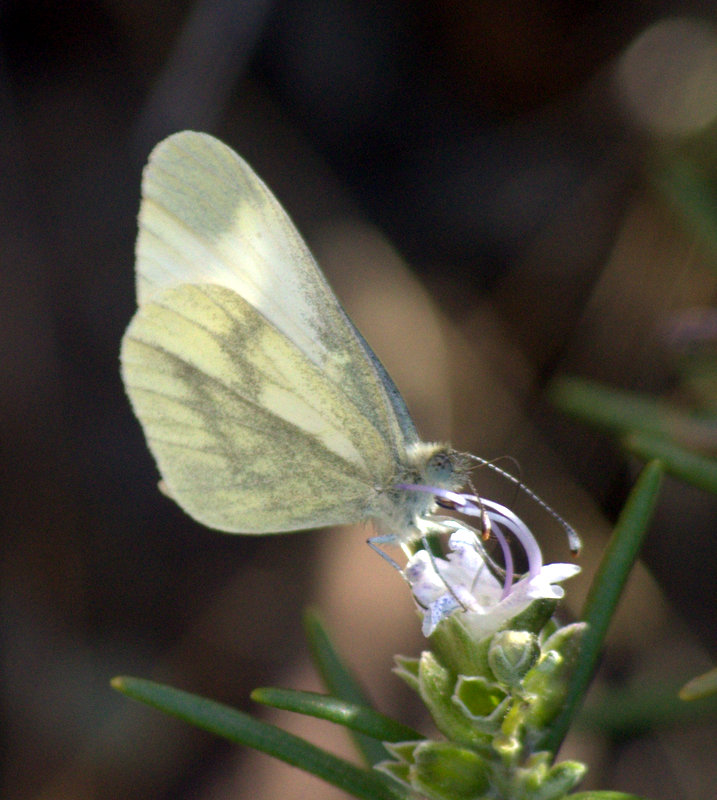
2, 2, 716, 798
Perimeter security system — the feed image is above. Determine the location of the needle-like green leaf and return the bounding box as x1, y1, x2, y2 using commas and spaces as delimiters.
539, 461, 664, 753
251, 687, 423, 742
304, 609, 390, 766
111, 676, 406, 800
568, 792, 651, 799
624, 431, 717, 494
549, 376, 715, 445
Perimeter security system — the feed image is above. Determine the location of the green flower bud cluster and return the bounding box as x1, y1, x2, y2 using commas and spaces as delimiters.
378, 600, 588, 800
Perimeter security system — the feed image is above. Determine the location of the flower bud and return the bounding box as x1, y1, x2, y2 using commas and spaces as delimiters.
488, 630, 541, 687
416, 651, 490, 747
412, 741, 491, 800
514, 752, 587, 800
522, 622, 587, 735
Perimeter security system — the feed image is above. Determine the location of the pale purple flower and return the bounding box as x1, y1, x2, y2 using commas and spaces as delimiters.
400, 487, 580, 638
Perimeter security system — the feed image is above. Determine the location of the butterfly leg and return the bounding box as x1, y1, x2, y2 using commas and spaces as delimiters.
366, 533, 404, 573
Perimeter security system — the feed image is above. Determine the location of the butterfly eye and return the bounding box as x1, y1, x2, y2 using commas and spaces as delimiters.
424, 450, 457, 486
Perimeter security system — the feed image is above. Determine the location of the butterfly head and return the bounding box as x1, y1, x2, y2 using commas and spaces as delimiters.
404, 442, 470, 491
422, 447, 468, 489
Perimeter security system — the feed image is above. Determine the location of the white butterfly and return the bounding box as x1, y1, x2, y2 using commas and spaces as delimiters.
120, 131, 471, 547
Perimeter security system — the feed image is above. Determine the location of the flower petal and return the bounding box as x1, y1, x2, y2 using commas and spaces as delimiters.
403, 510, 581, 639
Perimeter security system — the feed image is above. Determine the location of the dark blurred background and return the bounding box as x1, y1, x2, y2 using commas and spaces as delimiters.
2, 1, 716, 798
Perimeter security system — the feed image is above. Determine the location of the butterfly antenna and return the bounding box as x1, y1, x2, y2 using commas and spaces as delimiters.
463, 453, 582, 554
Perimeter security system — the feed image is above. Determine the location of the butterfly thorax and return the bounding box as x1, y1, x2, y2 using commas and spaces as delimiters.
369, 442, 470, 544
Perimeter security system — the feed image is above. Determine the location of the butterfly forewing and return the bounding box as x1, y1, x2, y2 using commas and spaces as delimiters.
134, 132, 409, 457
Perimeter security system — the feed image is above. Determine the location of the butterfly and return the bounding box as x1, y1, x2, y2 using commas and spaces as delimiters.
120, 131, 475, 550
